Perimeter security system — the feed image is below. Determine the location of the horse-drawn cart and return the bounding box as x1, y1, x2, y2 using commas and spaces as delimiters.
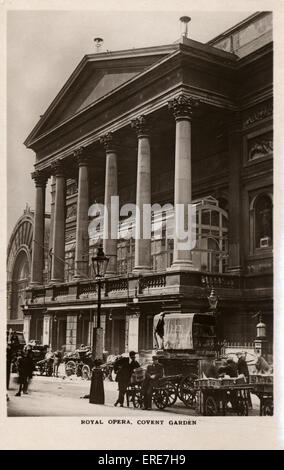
194, 378, 253, 416
250, 375, 273, 416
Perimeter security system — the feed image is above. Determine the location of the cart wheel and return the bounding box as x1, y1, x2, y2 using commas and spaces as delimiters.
165, 383, 178, 406
133, 390, 143, 409
236, 397, 248, 416
262, 402, 273, 416
65, 360, 76, 376
153, 389, 169, 410
81, 364, 91, 380
178, 376, 197, 408
204, 395, 218, 416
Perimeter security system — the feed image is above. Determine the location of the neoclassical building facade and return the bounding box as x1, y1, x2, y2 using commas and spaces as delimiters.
23, 12, 273, 355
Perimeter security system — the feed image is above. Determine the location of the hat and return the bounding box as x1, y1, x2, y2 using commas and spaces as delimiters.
152, 355, 159, 360
129, 351, 136, 356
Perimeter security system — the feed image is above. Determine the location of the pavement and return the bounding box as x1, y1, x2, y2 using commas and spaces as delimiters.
7, 369, 261, 417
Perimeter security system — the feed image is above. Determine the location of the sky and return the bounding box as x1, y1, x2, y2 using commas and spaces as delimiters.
6, 7, 253, 238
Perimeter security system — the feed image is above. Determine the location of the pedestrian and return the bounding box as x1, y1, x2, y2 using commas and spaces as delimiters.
154, 313, 165, 349
89, 360, 105, 404
113, 351, 140, 407
142, 355, 164, 410
218, 357, 238, 409
23, 349, 34, 394
15, 351, 29, 396
237, 351, 249, 380
218, 357, 238, 378
53, 350, 62, 377
7, 343, 12, 390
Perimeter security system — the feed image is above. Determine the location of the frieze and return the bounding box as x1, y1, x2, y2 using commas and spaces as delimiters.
248, 132, 273, 160
243, 102, 273, 128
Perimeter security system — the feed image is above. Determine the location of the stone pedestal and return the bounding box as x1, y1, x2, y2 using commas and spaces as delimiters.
74, 148, 89, 279
31, 171, 47, 285
92, 327, 104, 360
101, 133, 118, 275
168, 94, 198, 271
131, 116, 152, 272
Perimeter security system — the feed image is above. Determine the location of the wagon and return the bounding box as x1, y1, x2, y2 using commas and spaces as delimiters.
194, 378, 253, 416
250, 375, 273, 416
150, 311, 217, 409
63, 347, 93, 380
126, 378, 171, 410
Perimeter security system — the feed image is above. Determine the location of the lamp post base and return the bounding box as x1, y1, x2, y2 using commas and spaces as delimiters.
92, 327, 104, 361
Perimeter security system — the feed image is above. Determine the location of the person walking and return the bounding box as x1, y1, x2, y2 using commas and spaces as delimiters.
15, 351, 29, 396
114, 351, 140, 407
53, 350, 62, 377
23, 349, 34, 394
89, 360, 105, 404
142, 355, 164, 410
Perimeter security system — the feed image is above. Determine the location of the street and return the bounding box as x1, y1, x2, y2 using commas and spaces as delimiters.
7, 369, 260, 417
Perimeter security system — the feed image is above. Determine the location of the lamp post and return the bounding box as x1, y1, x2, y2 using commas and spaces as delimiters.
254, 312, 268, 358
91, 245, 109, 360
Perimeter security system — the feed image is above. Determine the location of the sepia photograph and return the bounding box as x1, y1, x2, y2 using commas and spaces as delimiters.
1, 0, 283, 451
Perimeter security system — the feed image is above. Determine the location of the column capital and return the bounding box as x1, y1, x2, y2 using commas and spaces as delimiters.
168, 94, 199, 121
131, 115, 150, 138
50, 159, 65, 177
100, 132, 117, 153
31, 170, 48, 187
73, 146, 90, 166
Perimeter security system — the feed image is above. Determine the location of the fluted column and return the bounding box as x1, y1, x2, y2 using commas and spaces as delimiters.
31, 170, 47, 285
100, 133, 118, 275
74, 147, 90, 279
131, 115, 152, 272
51, 160, 66, 283
168, 94, 198, 271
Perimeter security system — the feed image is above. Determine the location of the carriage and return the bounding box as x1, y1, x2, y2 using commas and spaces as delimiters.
126, 311, 218, 410
63, 346, 94, 380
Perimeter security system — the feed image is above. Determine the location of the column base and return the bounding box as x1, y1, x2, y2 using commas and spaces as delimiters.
167, 261, 199, 272
50, 278, 65, 284
29, 281, 44, 287
132, 266, 152, 273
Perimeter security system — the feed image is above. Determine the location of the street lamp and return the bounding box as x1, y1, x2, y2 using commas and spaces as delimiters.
91, 245, 109, 359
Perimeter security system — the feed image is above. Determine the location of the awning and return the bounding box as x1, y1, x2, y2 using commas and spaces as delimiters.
46, 303, 126, 311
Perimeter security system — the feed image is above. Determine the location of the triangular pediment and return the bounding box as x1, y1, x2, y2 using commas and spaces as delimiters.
45, 65, 143, 131
25, 46, 177, 146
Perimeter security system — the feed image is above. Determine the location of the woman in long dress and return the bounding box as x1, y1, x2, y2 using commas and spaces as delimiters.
89, 360, 105, 404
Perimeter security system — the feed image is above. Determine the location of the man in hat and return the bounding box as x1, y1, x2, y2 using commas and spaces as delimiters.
142, 355, 164, 410
113, 351, 140, 407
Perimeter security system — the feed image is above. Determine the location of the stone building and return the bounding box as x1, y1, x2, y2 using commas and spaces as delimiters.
23, 12, 273, 355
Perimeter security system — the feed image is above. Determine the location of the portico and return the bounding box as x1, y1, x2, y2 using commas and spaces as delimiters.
23, 13, 273, 357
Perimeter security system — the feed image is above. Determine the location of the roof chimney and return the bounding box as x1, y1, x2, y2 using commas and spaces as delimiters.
179, 16, 191, 39
94, 37, 104, 53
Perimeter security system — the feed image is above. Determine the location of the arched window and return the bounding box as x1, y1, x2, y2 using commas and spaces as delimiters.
11, 250, 30, 320
250, 193, 273, 251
